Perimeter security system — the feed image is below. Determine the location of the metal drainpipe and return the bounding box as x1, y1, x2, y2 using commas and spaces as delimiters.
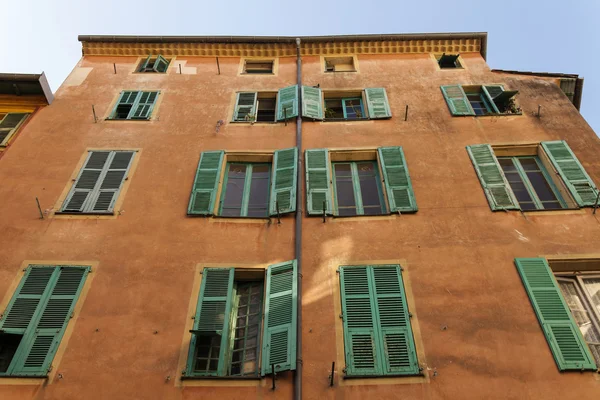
294, 36, 303, 400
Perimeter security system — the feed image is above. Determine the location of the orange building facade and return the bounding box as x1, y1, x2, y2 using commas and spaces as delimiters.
0, 33, 599, 399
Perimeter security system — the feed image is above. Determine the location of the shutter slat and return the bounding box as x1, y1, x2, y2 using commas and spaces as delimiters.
92, 151, 134, 212
234, 92, 257, 121
188, 151, 224, 215
441, 85, 474, 116
131, 92, 158, 120
276, 85, 299, 121
305, 149, 332, 215
301, 86, 323, 120
365, 88, 392, 119
541, 141, 599, 206
269, 147, 298, 216
153, 55, 170, 73
515, 258, 597, 371
261, 260, 297, 375
466, 144, 519, 210
378, 147, 417, 212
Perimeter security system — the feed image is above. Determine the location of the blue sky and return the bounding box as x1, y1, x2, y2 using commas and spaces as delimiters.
1, 0, 599, 134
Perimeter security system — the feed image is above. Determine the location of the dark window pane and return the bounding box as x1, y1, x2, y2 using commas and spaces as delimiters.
359, 177, 382, 211
335, 180, 356, 207
520, 202, 537, 210
334, 163, 352, 176
467, 93, 488, 115
526, 171, 561, 204
222, 165, 247, 216
519, 158, 540, 171
542, 202, 562, 210
325, 99, 344, 118
498, 158, 517, 172
344, 99, 362, 119
0, 334, 22, 373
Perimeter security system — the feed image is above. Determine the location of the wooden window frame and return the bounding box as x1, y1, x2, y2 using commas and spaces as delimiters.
322, 55, 358, 73
137, 55, 171, 73
0, 113, 30, 147
434, 53, 463, 69
218, 162, 272, 218
332, 160, 386, 216
107, 91, 160, 121
232, 92, 279, 123
323, 91, 370, 121
239, 58, 278, 76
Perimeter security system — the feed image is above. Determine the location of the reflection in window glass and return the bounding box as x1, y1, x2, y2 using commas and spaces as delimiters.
221, 163, 270, 217
333, 161, 384, 216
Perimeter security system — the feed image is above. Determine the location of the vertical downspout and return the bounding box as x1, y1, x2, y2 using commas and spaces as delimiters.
294, 37, 303, 400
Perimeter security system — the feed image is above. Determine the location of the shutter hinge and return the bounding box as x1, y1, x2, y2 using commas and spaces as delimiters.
408, 312, 413, 318
342, 367, 347, 374
339, 313, 343, 320
336, 269, 340, 274
47, 365, 53, 372
191, 316, 195, 320
124, 177, 129, 181
70, 312, 75, 319
181, 370, 186, 376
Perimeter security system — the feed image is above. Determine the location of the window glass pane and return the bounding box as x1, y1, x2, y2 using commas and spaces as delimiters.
247, 165, 270, 217
229, 281, 263, 376
343, 99, 363, 119
467, 93, 488, 115
500, 159, 534, 205
222, 164, 247, 217
357, 162, 383, 215
194, 334, 221, 373
334, 164, 357, 216
526, 170, 561, 204
325, 99, 344, 119
582, 277, 600, 316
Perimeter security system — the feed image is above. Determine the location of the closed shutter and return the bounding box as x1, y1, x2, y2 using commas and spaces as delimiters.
261, 260, 297, 375
305, 149, 332, 215
276, 85, 299, 121
61, 151, 134, 214
153, 55, 169, 73
131, 91, 159, 120
301, 86, 323, 120
0, 266, 89, 376
188, 151, 224, 215
0, 113, 29, 145
364, 88, 392, 119
515, 258, 597, 371
269, 147, 298, 216
378, 147, 417, 213
541, 141, 599, 206
187, 268, 234, 376
234, 92, 257, 121
466, 144, 519, 210
441, 85, 474, 116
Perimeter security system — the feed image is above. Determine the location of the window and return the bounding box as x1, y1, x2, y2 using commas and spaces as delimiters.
339, 265, 419, 376
108, 91, 159, 120
243, 59, 274, 74
186, 261, 297, 378
233, 86, 298, 122
467, 141, 598, 211
0, 113, 29, 146
220, 163, 271, 217
437, 53, 461, 69
304, 147, 417, 216
498, 156, 565, 210
441, 85, 520, 116
324, 56, 356, 72
138, 55, 170, 73
515, 258, 598, 371
324, 98, 365, 120
60, 150, 135, 214
301, 87, 391, 121
0, 265, 89, 376
188, 148, 298, 217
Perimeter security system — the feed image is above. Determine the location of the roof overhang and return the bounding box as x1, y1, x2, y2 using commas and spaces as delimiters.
0, 72, 53, 105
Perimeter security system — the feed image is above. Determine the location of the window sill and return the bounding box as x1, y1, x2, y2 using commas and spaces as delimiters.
453, 113, 523, 117
55, 211, 116, 215
104, 118, 152, 121
230, 120, 280, 125
324, 70, 357, 73
0, 376, 48, 385
181, 375, 261, 381
240, 72, 275, 75
344, 373, 424, 379
521, 208, 585, 216
322, 118, 371, 122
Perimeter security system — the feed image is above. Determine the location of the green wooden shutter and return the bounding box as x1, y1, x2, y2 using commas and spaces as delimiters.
378, 147, 417, 213
339, 266, 381, 376
153, 55, 169, 73
110, 91, 139, 119
261, 260, 297, 375
131, 91, 159, 120
139, 56, 151, 72
276, 85, 299, 121
0, 113, 29, 145
90, 151, 135, 213
482, 85, 503, 113
441, 85, 474, 116
301, 86, 323, 120
187, 268, 234, 376
188, 151, 224, 215
515, 258, 597, 371
466, 144, 520, 210
364, 88, 392, 119
372, 266, 419, 375
234, 92, 257, 121
62, 151, 111, 213
269, 147, 298, 216
305, 149, 332, 215
541, 141, 599, 206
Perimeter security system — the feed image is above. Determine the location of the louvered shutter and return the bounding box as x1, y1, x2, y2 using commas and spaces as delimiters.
0, 113, 29, 145
541, 141, 599, 206
339, 266, 381, 376
111, 91, 139, 119
153, 55, 169, 73
91, 151, 135, 212
261, 260, 297, 375
187, 268, 234, 376
62, 151, 110, 213
482, 85, 503, 113
305, 149, 332, 215
139, 56, 151, 72
269, 148, 298, 215
441, 85, 474, 116
364, 88, 392, 119
234, 92, 257, 121
131, 91, 159, 120
378, 147, 417, 213
515, 258, 597, 371
276, 85, 299, 121
372, 266, 419, 375
301, 86, 323, 120
466, 144, 519, 210
188, 151, 224, 215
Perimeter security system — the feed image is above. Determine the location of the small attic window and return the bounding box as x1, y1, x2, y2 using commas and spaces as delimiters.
244, 60, 274, 74
438, 53, 461, 69
324, 57, 356, 72
138, 55, 170, 73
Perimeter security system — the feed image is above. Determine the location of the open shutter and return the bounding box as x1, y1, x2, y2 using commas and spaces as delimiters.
111, 91, 139, 119
261, 260, 297, 375
0, 113, 29, 145
188, 151, 224, 215
131, 91, 159, 120
372, 266, 419, 375
482, 85, 503, 113
441, 85, 474, 116
187, 268, 234, 376
305, 149, 332, 215
139, 56, 151, 72
269, 147, 298, 216
378, 147, 417, 213
234, 92, 257, 121
541, 141, 599, 206
61, 151, 111, 213
339, 266, 380, 376
153, 55, 169, 73
515, 258, 597, 371
466, 144, 519, 210
276, 85, 299, 121
364, 88, 392, 119
91, 151, 135, 213
301, 86, 323, 120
